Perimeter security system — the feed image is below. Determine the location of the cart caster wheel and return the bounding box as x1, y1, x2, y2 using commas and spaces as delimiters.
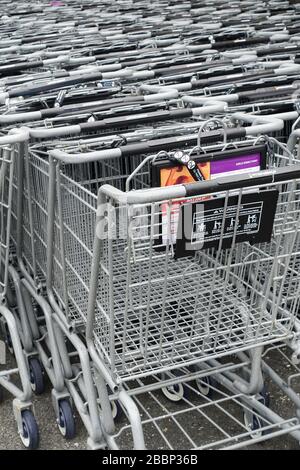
0, 386, 3, 403
161, 370, 189, 402
29, 358, 45, 395
259, 386, 270, 408
161, 378, 189, 402
243, 409, 265, 438
162, 382, 185, 402
243, 386, 270, 439
195, 376, 214, 398
58, 400, 76, 439
20, 410, 39, 449
111, 400, 122, 421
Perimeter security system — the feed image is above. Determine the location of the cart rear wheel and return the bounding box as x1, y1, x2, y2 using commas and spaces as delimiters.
259, 386, 270, 408
195, 376, 214, 398
162, 380, 189, 402
20, 410, 39, 449
243, 409, 265, 438
29, 358, 45, 395
243, 386, 270, 439
111, 400, 123, 421
161, 369, 190, 402
58, 399, 76, 439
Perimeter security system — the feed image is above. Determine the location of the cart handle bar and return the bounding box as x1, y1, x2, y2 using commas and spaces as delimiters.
0, 128, 29, 145
99, 164, 300, 205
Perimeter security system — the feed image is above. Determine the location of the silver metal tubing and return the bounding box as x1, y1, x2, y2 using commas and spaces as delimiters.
0, 306, 31, 401
8, 266, 33, 353
287, 129, 300, 153
53, 312, 103, 443
21, 277, 66, 392
232, 112, 284, 135
49, 147, 122, 164
139, 83, 179, 102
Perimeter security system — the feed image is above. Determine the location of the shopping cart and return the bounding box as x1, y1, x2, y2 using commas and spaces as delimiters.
80, 158, 300, 449
0, 128, 39, 449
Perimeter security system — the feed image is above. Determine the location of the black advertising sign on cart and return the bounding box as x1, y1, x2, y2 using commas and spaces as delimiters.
175, 189, 279, 258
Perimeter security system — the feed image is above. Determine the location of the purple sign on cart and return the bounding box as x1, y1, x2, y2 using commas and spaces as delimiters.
211, 153, 261, 178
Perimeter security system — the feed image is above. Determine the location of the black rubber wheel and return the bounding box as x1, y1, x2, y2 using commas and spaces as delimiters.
20, 410, 39, 449
111, 400, 123, 421
259, 385, 270, 408
0, 386, 4, 403
58, 400, 76, 439
29, 358, 45, 395
195, 376, 215, 398
191, 364, 216, 398
161, 370, 190, 402
243, 409, 265, 438
243, 386, 271, 438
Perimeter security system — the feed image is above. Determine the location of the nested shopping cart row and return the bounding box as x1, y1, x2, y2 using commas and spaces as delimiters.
3, 0, 300, 451
5, 121, 300, 448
